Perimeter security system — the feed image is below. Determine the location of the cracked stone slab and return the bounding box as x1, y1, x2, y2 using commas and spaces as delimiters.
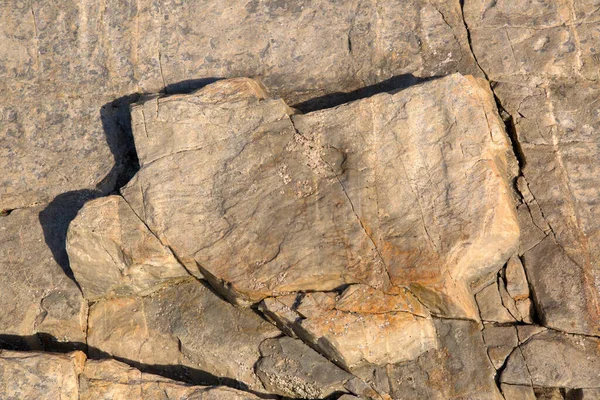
0, 206, 87, 347
255, 336, 352, 398
0, 0, 480, 210
381, 319, 503, 399
466, 0, 600, 336
501, 329, 600, 388
87, 279, 280, 392
122, 74, 519, 323
66, 195, 191, 301
0, 350, 261, 399
259, 285, 437, 371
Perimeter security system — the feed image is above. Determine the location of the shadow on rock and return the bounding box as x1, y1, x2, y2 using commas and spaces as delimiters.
38, 190, 102, 283
97, 94, 142, 193
0, 333, 272, 398
292, 73, 443, 113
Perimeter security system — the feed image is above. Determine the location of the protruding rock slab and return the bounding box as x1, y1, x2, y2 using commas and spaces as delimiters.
256, 336, 352, 398
501, 330, 600, 388
0, 350, 261, 399
0, 206, 87, 347
260, 285, 436, 371
123, 74, 519, 321
67, 195, 190, 300
87, 280, 280, 392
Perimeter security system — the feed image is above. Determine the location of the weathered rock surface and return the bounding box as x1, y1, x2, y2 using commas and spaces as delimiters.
122, 74, 519, 322
87, 280, 279, 391
0, 350, 260, 399
256, 336, 352, 398
260, 286, 437, 371
501, 330, 600, 388
0, 0, 480, 211
0, 206, 87, 347
67, 195, 190, 300
380, 319, 503, 399
465, 0, 600, 336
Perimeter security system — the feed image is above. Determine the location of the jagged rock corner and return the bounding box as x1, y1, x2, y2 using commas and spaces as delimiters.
1, 0, 599, 399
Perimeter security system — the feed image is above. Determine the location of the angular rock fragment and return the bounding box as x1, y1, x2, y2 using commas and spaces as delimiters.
505, 256, 529, 301
122, 74, 519, 323
0, 350, 260, 399
256, 336, 352, 398
482, 324, 518, 369
67, 195, 190, 300
87, 280, 279, 392
260, 285, 437, 371
475, 281, 516, 323
0, 206, 87, 347
383, 319, 503, 399
501, 330, 600, 388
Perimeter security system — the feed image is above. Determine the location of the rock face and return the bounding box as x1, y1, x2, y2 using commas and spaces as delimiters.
465, 0, 600, 337
3, 0, 600, 398
86, 280, 280, 392
501, 330, 600, 388
67, 195, 190, 300
0, 0, 480, 211
256, 336, 352, 398
0, 206, 87, 348
0, 350, 260, 399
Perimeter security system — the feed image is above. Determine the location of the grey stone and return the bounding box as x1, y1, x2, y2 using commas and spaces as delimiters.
256, 336, 352, 398
500, 384, 536, 400
475, 281, 516, 323
0, 350, 261, 399
87, 280, 280, 392
482, 324, 518, 369
383, 319, 503, 399
501, 330, 600, 388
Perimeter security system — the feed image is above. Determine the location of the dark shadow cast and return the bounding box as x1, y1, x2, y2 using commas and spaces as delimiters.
292, 73, 443, 113
0, 333, 276, 399
38, 190, 102, 282
164, 78, 223, 95
97, 94, 142, 193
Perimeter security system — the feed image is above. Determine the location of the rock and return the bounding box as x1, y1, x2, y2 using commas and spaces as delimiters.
501, 330, 600, 388
500, 384, 536, 400
465, 1, 600, 337
475, 282, 516, 323
516, 325, 547, 343
0, 206, 87, 348
522, 235, 597, 335
505, 256, 530, 301
260, 285, 437, 371
66, 195, 190, 300
0, 0, 479, 211
87, 279, 279, 391
482, 325, 518, 369
122, 74, 519, 322
81, 358, 262, 400
383, 319, 503, 399
0, 350, 260, 399
255, 336, 352, 398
